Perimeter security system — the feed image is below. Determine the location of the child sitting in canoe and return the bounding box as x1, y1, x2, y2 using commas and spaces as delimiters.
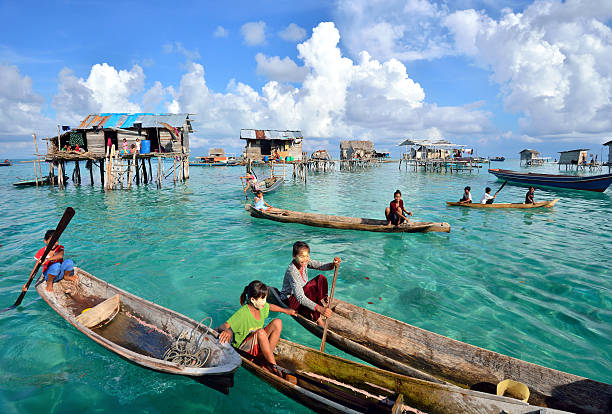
385, 189, 412, 226
458, 186, 472, 204
218, 280, 295, 373
254, 190, 275, 212
525, 186, 535, 204
480, 187, 497, 204
280, 241, 341, 327
35, 229, 76, 292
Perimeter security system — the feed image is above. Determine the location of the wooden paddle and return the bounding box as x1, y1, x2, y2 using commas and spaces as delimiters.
320, 262, 339, 352
0, 207, 75, 313
495, 180, 508, 195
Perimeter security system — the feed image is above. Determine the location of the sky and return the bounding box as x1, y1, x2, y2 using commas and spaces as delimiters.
1, 0, 612, 159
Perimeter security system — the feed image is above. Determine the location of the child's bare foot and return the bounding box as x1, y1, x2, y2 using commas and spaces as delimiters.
64, 274, 77, 282
316, 317, 325, 327
46, 284, 54, 292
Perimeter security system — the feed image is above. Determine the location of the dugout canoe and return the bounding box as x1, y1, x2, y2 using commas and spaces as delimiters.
489, 169, 612, 192
251, 175, 283, 194
446, 199, 559, 209
268, 289, 612, 414
240, 338, 570, 414
245, 204, 451, 233
36, 267, 241, 380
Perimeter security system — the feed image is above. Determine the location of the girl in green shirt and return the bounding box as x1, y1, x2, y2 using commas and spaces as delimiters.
218, 280, 296, 373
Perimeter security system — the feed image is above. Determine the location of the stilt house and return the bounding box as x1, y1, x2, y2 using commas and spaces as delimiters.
340, 140, 376, 160
558, 149, 589, 167
520, 149, 543, 166
241, 129, 303, 161
603, 140, 612, 166
49, 113, 193, 155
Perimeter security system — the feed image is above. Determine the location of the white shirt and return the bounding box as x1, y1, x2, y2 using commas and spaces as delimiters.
480, 193, 495, 204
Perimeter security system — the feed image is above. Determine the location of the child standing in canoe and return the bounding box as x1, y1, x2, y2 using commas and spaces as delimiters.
35, 229, 76, 292
385, 190, 412, 226
218, 281, 295, 372
280, 241, 341, 326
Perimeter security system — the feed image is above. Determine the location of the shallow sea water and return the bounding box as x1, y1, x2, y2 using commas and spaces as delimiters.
0, 159, 610, 413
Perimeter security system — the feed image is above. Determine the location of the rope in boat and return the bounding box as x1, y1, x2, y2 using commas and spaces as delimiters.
163, 316, 213, 368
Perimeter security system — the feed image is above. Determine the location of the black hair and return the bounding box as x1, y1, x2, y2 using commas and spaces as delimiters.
256, 190, 263, 196
44, 229, 55, 241
240, 280, 269, 305
292, 241, 310, 257
485, 187, 491, 193
464, 186, 471, 191
394, 189, 401, 197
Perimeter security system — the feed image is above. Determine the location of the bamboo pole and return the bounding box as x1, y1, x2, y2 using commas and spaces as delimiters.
127, 152, 135, 189
173, 157, 176, 182
320, 263, 339, 352
157, 155, 162, 188
32, 133, 40, 186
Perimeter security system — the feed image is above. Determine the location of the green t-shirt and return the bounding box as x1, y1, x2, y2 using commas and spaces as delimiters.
227, 303, 270, 348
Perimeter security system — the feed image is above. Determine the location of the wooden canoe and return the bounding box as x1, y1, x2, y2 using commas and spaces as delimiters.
251, 176, 283, 193
245, 204, 451, 233
268, 290, 612, 414
36, 267, 241, 379
240, 338, 570, 414
446, 199, 559, 209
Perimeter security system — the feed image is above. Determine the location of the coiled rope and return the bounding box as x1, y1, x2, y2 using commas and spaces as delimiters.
163, 316, 213, 368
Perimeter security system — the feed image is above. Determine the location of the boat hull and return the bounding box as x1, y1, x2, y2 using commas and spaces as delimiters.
36, 268, 241, 378
446, 199, 559, 209
245, 204, 450, 233
251, 176, 283, 193
489, 169, 612, 192
241, 339, 570, 414
268, 291, 611, 414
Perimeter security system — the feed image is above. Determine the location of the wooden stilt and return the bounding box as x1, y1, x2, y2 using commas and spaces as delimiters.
142, 158, 148, 184
99, 159, 104, 187
148, 158, 153, 185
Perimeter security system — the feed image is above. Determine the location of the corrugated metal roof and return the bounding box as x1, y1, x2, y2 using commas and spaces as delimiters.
558, 148, 589, 153
240, 129, 302, 140
76, 113, 190, 129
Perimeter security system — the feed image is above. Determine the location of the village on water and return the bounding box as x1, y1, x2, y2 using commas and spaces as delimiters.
1, 2, 611, 414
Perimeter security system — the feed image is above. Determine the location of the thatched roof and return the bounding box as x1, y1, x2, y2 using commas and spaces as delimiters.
340, 140, 375, 150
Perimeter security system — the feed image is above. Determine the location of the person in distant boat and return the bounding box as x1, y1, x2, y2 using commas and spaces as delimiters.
34, 229, 77, 293
525, 186, 535, 204
241, 171, 260, 194
218, 280, 295, 375
459, 186, 472, 204
280, 241, 341, 327
480, 187, 497, 204
385, 189, 412, 226
254, 190, 276, 212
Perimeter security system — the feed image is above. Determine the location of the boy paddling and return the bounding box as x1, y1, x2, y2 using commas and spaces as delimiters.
35, 230, 76, 292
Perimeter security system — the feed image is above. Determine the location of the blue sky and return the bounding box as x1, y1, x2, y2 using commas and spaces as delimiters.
1, 0, 611, 158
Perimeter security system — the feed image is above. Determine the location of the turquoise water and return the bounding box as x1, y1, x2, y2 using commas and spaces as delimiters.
1, 159, 610, 413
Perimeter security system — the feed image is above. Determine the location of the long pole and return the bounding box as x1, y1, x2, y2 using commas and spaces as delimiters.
32, 133, 41, 186
320, 264, 339, 352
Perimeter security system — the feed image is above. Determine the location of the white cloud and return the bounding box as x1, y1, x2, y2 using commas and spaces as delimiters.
214, 26, 229, 38
168, 22, 490, 144
255, 53, 309, 83
162, 41, 200, 60
142, 81, 167, 111
241, 21, 267, 46
0, 63, 51, 137
443, 0, 612, 138
279, 23, 307, 42
334, 0, 451, 61
53, 63, 145, 124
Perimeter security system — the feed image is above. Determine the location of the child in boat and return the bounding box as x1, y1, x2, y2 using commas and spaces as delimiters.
35, 229, 76, 292
280, 241, 341, 327
240, 171, 260, 194
254, 190, 276, 212
459, 186, 472, 204
385, 189, 412, 226
218, 280, 295, 372
480, 187, 496, 204
525, 186, 535, 204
